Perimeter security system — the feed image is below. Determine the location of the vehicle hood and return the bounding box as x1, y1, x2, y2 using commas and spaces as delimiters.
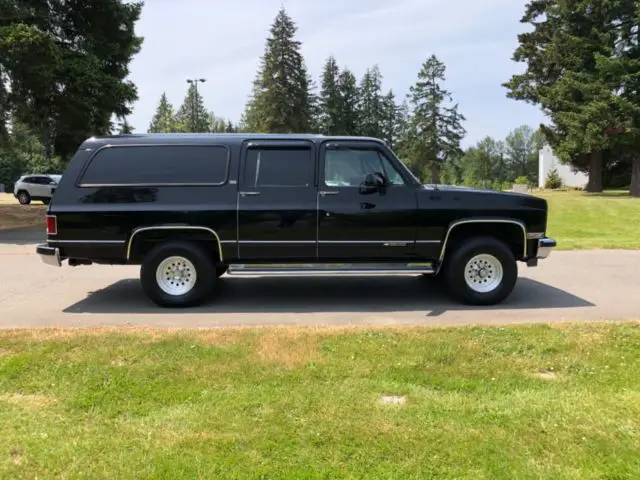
420, 183, 547, 209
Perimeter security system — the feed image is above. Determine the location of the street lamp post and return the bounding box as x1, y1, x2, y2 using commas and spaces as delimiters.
186, 78, 206, 132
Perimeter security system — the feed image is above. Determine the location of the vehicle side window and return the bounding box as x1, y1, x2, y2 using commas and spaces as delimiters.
324, 148, 406, 186
243, 147, 313, 187
22, 177, 35, 184
79, 145, 229, 186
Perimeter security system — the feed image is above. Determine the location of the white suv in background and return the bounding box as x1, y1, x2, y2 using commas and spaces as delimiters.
13, 174, 62, 205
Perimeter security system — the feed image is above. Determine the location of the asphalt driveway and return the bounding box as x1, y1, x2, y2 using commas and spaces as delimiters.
1, 228, 638, 328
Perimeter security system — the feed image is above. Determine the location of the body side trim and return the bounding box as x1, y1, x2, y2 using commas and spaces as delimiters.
126, 225, 224, 262
47, 239, 125, 244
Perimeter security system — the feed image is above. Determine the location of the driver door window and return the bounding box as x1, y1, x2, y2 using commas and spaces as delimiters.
324, 148, 406, 187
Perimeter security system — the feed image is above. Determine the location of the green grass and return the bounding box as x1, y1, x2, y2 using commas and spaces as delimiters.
1, 324, 639, 479
535, 190, 640, 249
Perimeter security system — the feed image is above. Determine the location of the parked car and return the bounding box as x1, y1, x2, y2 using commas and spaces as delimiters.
14, 174, 62, 205
36, 133, 556, 308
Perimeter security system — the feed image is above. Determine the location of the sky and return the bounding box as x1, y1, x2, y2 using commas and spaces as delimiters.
126, 0, 547, 147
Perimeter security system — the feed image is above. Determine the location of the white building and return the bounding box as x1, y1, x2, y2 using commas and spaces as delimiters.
538, 144, 589, 188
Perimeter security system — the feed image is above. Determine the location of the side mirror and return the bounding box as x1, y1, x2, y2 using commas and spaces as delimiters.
360, 172, 387, 194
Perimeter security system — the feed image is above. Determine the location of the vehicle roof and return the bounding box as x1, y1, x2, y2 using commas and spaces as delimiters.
80, 133, 386, 148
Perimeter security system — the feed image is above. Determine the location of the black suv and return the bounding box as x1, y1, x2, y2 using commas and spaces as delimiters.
36, 133, 556, 308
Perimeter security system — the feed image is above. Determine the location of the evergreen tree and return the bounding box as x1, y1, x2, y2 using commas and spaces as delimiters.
117, 117, 133, 134
404, 55, 466, 183
381, 90, 403, 149
0, 0, 143, 160
357, 66, 385, 138
224, 120, 237, 133
504, 0, 621, 193
336, 68, 360, 135
175, 84, 211, 132
318, 56, 341, 135
242, 8, 312, 133
148, 93, 177, 133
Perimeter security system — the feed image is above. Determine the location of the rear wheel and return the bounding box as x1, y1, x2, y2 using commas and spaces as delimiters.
444, 236, 518, 305
140, 241, 216, 307
17, 191, 31, 205
42, 198, 51, 205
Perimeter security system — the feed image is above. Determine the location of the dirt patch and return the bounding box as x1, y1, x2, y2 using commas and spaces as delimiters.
0, 203, 46, 230
254, 330, 321, 368
0, 348, 13, 357
0, 392, 57, 409
378, 395, 407, 406
533, 369, 558, 380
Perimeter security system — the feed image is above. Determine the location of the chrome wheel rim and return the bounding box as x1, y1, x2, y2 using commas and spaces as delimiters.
18, 193, 28, 203
464, 254, 503, 293
155, 256, 197, 296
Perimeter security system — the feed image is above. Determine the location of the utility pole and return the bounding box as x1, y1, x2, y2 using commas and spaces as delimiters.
186, 78, 206, 132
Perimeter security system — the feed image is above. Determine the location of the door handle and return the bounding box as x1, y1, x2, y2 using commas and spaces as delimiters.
240, 191, 260, 197
319, 191, 339, 196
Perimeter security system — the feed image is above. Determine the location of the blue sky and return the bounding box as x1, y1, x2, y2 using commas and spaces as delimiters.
126, 0, 547, 147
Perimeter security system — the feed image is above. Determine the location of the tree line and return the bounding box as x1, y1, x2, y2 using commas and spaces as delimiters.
1, 2, 639, 195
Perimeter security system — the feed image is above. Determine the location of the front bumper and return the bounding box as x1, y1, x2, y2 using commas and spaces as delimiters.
37, 245, 62, 267
536, 237, 556, 259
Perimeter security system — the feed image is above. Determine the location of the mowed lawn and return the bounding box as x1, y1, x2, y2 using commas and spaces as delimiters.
1, 324, 639, 479
537, 190, 640, 250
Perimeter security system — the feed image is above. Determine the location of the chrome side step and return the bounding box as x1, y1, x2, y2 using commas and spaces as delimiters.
227, 262, 435, 276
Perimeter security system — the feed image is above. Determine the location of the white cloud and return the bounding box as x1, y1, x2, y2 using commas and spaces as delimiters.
126, 0, 546, 146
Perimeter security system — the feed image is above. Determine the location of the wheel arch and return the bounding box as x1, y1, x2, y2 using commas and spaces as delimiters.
126, 225, 223, 263
436, 218, 528, 273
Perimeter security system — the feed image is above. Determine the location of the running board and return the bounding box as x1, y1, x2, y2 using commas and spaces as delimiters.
227, 262, 435, 276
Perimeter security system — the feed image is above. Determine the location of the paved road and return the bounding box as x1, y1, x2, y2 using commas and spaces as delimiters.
1, 228, 638, 329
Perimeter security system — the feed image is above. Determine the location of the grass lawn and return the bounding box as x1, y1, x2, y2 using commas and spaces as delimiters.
1, 324, 639, 479
533, 190, 639, 250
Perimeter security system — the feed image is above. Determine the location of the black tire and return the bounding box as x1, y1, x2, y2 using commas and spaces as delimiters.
443, 236, 518, 306
42, 198, 50, 205
215, 265, 228, 278
17, 191, 31, 205
140, 241, 216, 308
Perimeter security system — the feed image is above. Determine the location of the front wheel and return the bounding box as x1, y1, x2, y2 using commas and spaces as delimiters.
444, 236, 518, 306
140, 241, 216, 308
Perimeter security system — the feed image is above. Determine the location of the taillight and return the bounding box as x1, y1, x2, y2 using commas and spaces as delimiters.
46, 215, 57, 235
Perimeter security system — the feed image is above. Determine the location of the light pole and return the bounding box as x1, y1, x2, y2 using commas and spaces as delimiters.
186, 78, 206, 132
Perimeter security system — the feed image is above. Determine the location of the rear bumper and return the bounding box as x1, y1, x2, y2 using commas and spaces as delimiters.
536, 237, 556, 259
36, 245, 62, 267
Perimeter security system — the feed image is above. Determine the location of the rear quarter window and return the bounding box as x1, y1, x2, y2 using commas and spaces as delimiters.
78, 145, 230, 186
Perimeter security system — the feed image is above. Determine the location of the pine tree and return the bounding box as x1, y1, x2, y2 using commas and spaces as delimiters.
357, 66, 385, 138
336, 68, 360, 135
381, 90, 402, 149
175, 84, 211, 132
318, 56, 341, 135
148, 93, 177, 133
242, 8, 312, 133
405, 55, 466, 183
118, 117, 133, 134
504, 0, 623, 193
225, 120, 237, 133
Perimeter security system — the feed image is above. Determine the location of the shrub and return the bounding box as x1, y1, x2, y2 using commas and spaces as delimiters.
514, 176, 529, 185
544, 167, 563, 189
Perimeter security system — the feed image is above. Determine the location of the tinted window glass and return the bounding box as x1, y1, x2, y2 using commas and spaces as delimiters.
243, 147, 313, 187
80, 145, 229, 185
324, 148, 405, 186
